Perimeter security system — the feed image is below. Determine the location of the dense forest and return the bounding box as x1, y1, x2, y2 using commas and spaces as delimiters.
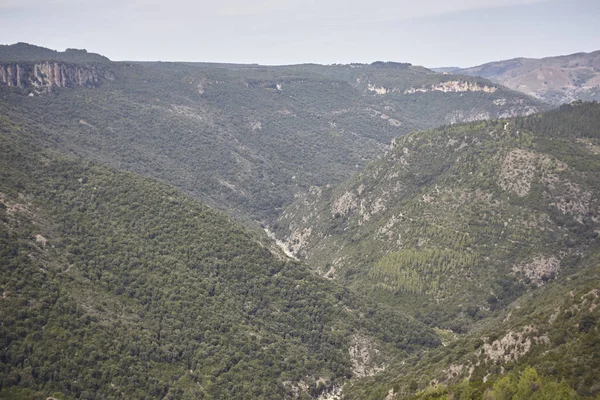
276, 102, 600, 397
0, 43, 598, 399
0, 117, 438, 398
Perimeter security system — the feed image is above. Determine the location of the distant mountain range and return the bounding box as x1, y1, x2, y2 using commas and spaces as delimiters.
439, 51, 600, 105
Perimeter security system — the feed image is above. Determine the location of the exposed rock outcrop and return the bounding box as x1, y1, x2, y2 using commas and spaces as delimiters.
0, 62, 105, 94
367, 80, 498, 95
404, 80, 497, 94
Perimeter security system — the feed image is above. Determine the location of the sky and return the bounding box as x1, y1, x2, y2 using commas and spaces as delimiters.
0, 0, 598, 67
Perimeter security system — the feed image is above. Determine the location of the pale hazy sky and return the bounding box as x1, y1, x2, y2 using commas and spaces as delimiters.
0, 0, 598, 67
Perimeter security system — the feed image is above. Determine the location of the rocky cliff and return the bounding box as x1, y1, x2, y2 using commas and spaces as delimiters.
0, 62, 106, 94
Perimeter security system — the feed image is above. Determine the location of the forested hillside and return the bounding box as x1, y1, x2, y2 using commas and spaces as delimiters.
277, 102, 600, 327
0, 117, 439, 399
2, 43, 598, 400
345, 253, 600, 399
0, 42, 110, 63
0, 43, 546, 224
276, 103, 600, 397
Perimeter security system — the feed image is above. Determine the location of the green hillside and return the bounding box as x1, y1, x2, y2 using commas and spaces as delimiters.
344, 256, 600, 399
0, 43, 546, 224
3, 43, 598, 400
0, 117, 438, 399
276, 102, 600, 396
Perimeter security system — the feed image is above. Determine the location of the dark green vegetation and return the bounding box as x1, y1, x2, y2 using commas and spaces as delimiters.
400, 367, 577, 400
277, 103, 600, 397
1, 43, 598, 399
0, 42, 110, 63
345, 251, 600, 399
0, 117, 438, 399
0, 43, 545, 224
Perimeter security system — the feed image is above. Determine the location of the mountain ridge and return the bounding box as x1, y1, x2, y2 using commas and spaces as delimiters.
275, 101, 600, 326
0, 42, 110, 63
2, 42, 599, 399
0, 43, 546, 225
453, 50, 600, 105
274, 102, 600, 396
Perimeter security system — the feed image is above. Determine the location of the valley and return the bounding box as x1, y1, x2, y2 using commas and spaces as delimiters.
0, 43, 599, 399
0, 44, 545, 224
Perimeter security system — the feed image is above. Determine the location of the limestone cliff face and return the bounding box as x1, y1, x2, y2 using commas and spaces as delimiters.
0, 62, 105, 94
366, 80, 498, 95
404, 80, 497, 94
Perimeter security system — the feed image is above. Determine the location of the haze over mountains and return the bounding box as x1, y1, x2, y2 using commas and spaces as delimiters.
1, 43, 599, 399
442, 50, 600, 105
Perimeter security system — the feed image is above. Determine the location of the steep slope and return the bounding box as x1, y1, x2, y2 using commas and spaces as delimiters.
345, 257, 600, 399
0, 43, 112, 95
0, 117, 439, 399
341, 61, 541, 125
276, 102, 600, 331
275, 102, 600, 397
0, 43, 546, 224
457, 50, 600, 105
